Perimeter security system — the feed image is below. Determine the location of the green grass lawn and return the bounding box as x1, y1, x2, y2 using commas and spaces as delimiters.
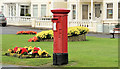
2, 34, 118, 67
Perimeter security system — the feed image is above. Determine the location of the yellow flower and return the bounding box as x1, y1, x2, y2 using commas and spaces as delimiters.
28, 46, 33, 50
36, 26, 89, 38
42, 50, 48, 54
16, 48, 21, 52
38, 50, 42, 56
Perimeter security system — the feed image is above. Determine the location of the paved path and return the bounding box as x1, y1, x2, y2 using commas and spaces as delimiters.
1, 63, 40, 68
87, 33, 119, 38
1, 25, 119, 38
0, 26, 43, 34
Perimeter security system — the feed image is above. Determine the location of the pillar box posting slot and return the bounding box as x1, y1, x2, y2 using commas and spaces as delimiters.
51, 9, 70, 65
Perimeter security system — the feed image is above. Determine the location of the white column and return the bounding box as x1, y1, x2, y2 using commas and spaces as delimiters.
50, 0, 54, 16
4, 4, 7, 16
19, 4, 21, 17
68, 0, 70, 27
76, 0, 78, 21
16, 3, 19, 17
117, 0, 119, 20
31, 4, 33, 17
91, 0, 93, 21
51, 0, 54, 10
32, 19, 36, 27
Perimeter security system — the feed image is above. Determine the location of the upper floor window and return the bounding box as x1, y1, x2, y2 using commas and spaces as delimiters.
41, 4, 46, 17
118, 3, 120, 19
106, 3, 113, 19
33, 5, 38, 17
72, 5, 76, 19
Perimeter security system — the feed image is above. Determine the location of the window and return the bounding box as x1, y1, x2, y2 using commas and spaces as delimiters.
11, 6, 13, 16
72, 5, 76, 19
95, 4, 101, 18
1, 6, 4, 13
82, 5, 88, 19
41, 4, 46, 17
118, 3, 120, 19
8, 4, 16, 16
20, 5, 30, 16
33, 5, 38, 17
107, 3, 113, 19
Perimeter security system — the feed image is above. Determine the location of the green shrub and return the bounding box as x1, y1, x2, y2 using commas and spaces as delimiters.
115, 23, 120, 28
25, 13, 31, 16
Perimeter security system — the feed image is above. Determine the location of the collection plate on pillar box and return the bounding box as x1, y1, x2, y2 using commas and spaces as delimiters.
53, 23, 56, 31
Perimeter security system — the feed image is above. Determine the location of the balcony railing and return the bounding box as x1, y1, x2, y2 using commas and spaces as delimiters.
6, 16, 52, 26
69, 20, 99, 32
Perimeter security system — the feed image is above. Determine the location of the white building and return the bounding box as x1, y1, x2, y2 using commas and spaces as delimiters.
0, 0, 120, 33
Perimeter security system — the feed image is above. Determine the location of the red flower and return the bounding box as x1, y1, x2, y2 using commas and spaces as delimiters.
16, 31, 22, 34
32, 47, 40, 54
32, 36, 38, 42
14, 46, 18, 52
28, 38, 32, 42
21, 48, 28, 54
34, 47, 40, 51
28, 36, 38, 42
16, 31, 37, 34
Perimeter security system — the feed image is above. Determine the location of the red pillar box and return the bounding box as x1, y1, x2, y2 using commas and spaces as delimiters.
51, 9, 70, 65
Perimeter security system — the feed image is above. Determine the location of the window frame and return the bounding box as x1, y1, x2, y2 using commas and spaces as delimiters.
71, 4, 76, 20
82, 4, 89, 20
106, 3, 113, 19
8, 4, 16, 17
33, 4, 38, 17
95, 4, 101, 18
41, 4, 46, 17
20, 5, 30, 16
118, 3, 120, 19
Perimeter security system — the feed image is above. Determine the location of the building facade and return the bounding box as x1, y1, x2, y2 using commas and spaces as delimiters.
0, 0, 120, 33
67, 0, 119, 33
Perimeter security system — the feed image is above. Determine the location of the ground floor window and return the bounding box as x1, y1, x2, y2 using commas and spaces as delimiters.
8, 4, 16, 16
20, 5, 30, 16
82, 5, 88, 19
41, 4, 46, 17
72, 5, 76, 19
1, 6, 4, 13
118, 3, 120, 19
106, 3, 113, 19
33, 5, 38, 17
95, 4, 101, 18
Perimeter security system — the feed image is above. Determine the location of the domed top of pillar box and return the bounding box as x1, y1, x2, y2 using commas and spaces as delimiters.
51, 8, 70, 14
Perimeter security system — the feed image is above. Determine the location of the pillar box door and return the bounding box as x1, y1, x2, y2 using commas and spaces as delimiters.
51, 9, 70, 65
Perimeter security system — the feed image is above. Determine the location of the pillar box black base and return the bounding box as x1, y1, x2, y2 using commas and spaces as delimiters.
53, 53, 68, 65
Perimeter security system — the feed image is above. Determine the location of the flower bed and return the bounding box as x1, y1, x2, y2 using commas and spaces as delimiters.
28, 26, 89, 42
28, 36, 39, 42
16, 31, 37, 35
5, 46, 51, 58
